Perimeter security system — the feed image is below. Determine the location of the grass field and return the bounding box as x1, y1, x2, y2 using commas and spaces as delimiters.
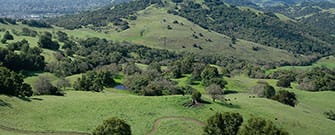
1, 81, 335, 135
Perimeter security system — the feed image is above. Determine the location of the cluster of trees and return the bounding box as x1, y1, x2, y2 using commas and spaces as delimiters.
0, 40, 45, 71
38, 32, 60, 50
47, 37, 179, 77
1, 31, 14, 43
34, 76, 64, 96
0, 18, 16, 25
48, 0, 163, 29
74, 71, 115, 92
172, 0, 335, 55
270, 67, 335, 91
22, 20, 51, 28
20, 27, 38, 37
252, 82, 297, 107
0, 66, 33, 97
204, 112, 288, 135
123, 62, 184, 96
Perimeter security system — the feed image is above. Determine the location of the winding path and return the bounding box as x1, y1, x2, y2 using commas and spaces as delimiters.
0, 124, 89, 135
146, 116, 206, 135
0, 116, 205, 135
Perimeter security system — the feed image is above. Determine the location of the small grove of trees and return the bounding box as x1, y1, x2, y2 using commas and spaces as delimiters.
205, 84, 224, 102
270, 67, 335, 91
204, 112, 243, 135
74, 71, 115, 92
34, 76, 63, 96
22, 20, 51, 28
201, 66, 227, 88
252, 82, 297, 107
276, 75, 295, 88
0, 42, 45, 71
38, 32, 59, 50
204, 112, 288, 135
238, 117, 288, 135
1, 31, 14, 43
92, 117, 131, 135
252, 81, 276, 98
272, 90, 297, 107
56, 78, 71, 91
0, 66, 33, 97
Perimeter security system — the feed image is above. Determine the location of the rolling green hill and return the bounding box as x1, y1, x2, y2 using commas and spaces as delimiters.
48, 0, 335, 66
1, 0, 335, 135
1, 78, 335, 135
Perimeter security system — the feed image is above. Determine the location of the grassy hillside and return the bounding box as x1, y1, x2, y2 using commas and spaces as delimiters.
0, 6, 306, 66
106, 6, 303, 64
1, 86, 334, 135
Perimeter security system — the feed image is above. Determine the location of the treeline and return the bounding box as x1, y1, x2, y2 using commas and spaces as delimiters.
48, 0, 163, 30
47, 36, 179, 77
0, 66, 33, 97
171, 0, 335, 55
269, 67, 335, 91
0, 39, 45, 71
0, 18, 17, 25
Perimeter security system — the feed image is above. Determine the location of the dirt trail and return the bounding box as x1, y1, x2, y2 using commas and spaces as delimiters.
146, 116, 206, 135
0, 124, 89, 135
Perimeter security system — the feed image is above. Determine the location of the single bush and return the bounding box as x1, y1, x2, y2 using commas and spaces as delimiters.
93, 117, 131, 135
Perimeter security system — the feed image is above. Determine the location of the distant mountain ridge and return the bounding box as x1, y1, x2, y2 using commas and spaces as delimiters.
0, 0, 131, 19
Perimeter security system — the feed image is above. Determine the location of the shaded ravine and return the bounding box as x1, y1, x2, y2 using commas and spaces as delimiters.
0, 124, 89, 135
146, 116, 206, 135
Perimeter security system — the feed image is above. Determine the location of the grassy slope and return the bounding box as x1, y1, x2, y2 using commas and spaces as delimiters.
1, 83, 335, 135
108, 5, 303, 64
1, 4, 305, 65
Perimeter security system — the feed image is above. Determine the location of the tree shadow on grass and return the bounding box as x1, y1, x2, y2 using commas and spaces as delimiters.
0, 99, 12, 108
18, 97, 43, 102
216, 102, 241, 109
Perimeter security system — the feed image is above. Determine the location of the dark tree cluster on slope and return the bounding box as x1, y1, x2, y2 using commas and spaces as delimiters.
297, 67, 335, 91
239, 117, 288, 135
0, 42, 45, 71
0, 66, 33, 97
204, 112, 288, 135
272, 90, 297, 107
252, 81, 276, 98
38, 32, 60, 50
123, 64, 184, 96
270, 67, 335, 91
74, 71, 115, 92
21, 27, 38, 37
252, 82, 297, 107
22, 20, 51, 28
1, 31, 14, 43
56, 31, 69, 42
201, 66, 227, 88
0, 18, 17, 25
